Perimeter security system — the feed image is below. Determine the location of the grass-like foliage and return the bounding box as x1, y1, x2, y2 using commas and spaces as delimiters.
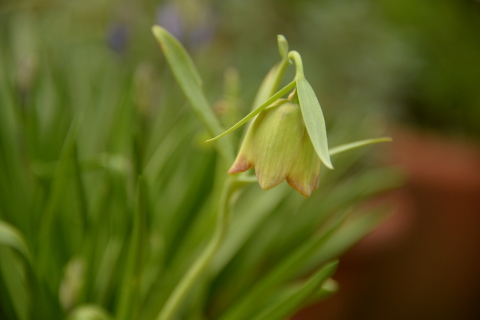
0, 3, 399, 320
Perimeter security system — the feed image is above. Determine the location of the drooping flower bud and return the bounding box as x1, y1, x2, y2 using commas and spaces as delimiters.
229, 101, 322, 197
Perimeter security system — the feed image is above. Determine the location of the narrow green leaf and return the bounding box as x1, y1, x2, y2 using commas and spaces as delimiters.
0, 219, 31, 263
219, 209, 349, 320
144, 119, 194, 183
72, 141, 89, 235
116, 176, 148, 320
296, 76, 333, 169
277, 35, 289, 61
305, 278, 339, 305
206, 80, 296, 142
152, 26, 202, 87
329, 137, 392, 156
306, 208, 390, 272
251, 261, 338, 320
0, 247, 30, 320
212, 186, 290, 273
37, 121, 77, 290
152, 25, 234, 163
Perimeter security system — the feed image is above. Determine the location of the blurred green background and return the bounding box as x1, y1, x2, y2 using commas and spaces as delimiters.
3, 0, 480, 140
1, 0, 480, 319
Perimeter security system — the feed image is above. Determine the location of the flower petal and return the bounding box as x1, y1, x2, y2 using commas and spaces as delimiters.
286, 131, 321, 197
228, 110, 267, 174
253, 102, 304, 190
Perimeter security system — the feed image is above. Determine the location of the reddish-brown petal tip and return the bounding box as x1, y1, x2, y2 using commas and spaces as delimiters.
228, 156, 253, 174
286, 177, 311, 198
286, 173, 320, 198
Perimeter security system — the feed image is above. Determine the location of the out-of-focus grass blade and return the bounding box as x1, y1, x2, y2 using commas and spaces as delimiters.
296, 77, 333, 169
307, 168, 402, 229
206, 80, 296, 142
304, 278, 339, 306
251, 261, 338, 320
219, 209, 349, 320
116, 176, 148, 320
94, 239, 123, 304
212, 186, 289, 273
37, 121, 78, 290
305, 207, 390, 272
144, 117, 195, 183
0, 247, 30, 320
72, 141, 89, 234
0, 219, 32, 263
329, 137, 392, 156
152, 25, 234, 163
0, 53, 32, 233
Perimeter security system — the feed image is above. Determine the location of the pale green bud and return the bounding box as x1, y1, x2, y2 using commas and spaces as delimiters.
229, 101, 321, 197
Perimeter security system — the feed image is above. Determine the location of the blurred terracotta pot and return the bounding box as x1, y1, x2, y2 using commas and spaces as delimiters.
294, 126, 480, 320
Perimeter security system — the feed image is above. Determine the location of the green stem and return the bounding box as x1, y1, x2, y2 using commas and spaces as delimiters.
288, 51, 304, 78
156, 176, 235, 320
270, 58, 291, 97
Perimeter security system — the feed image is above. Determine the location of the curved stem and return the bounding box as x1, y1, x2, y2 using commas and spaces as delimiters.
270, 58, 291, 97
156, 177, 235, 320
288, 51, 304, 78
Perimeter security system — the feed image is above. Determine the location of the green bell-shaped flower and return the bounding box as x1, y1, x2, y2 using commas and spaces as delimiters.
229, 101, 321, 197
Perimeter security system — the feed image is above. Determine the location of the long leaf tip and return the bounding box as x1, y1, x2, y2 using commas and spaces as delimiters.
205, 136, 217, 143
328, 136, 393, 157
151, 25, 163, 38
323, 158, 334, 170
316, 143, 334, 170
324, 260, 339, 275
